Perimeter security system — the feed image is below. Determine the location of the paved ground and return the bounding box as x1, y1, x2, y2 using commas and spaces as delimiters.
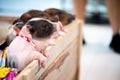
80, 24, 120, 80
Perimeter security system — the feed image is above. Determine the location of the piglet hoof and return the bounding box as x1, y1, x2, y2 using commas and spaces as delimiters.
43, 50, 50, 58
40, 57, 47, 68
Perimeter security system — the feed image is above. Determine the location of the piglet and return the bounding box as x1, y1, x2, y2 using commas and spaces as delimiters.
6, 18, 57, 71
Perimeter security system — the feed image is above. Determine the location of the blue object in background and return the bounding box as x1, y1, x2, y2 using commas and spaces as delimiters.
0, 0, 62, 16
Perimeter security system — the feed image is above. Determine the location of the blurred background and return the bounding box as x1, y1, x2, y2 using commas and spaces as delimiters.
0, 0, 120, 80
0, 0, 109, 24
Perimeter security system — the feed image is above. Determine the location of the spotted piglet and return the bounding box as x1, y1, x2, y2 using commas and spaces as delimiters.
6, 18, 58, 71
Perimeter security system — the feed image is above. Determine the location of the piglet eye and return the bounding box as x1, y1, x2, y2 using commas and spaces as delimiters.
27, 25, 35, 33
30, 28, 35, 33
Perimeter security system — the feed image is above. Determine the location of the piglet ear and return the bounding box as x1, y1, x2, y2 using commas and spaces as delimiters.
15, 22, 24, 30
13, 25, 20, 34
13, 22, 24, 33
50, 15, 59, 22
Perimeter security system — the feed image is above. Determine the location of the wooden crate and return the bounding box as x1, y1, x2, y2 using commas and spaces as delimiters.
15, 19, 82, 80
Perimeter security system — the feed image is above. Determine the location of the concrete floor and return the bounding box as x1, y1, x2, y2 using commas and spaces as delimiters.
80, 24, 120, 80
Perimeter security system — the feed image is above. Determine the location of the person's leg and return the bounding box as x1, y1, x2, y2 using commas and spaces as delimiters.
73, 0, 87, 20
73, 0, 87, 44
105, 0, 120, 53
105, 0, 120, 34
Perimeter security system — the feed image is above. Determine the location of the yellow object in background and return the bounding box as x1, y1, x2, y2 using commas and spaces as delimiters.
0, 67, 10, 78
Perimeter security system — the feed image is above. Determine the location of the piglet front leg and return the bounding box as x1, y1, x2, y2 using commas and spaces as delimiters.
19, 51, 47, 70
29, 51, 47, 68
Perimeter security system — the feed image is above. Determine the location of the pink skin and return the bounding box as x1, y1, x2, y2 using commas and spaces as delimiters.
22, 51, 47, 69
7, 25, 49, 71
7, 21, 65, 71
51, 21, 65, 39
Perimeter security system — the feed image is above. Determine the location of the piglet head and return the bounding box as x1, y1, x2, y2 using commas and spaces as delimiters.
25, 18, 57, 40
16, 18, 58, 51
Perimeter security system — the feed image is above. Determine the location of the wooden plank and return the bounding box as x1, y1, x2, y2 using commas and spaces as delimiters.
22, 69, 34, 80
77, 20, 83, 80
39, 38, 78, 80
15, 60, 40, 80
57, 39, 78, 80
